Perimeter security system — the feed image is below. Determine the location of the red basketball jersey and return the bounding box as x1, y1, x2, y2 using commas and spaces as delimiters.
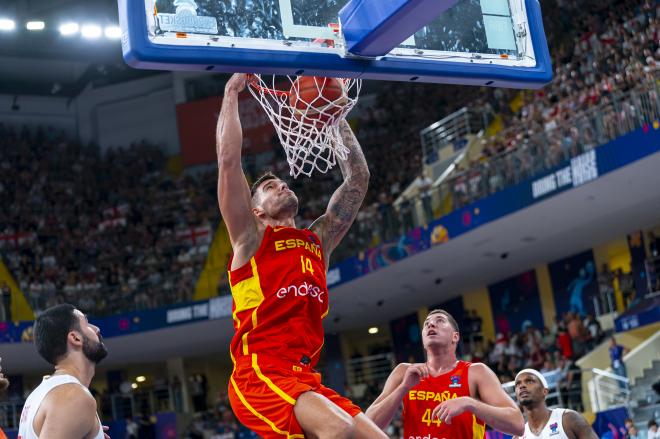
403, 361, 486, 439
228, 225, 329, 367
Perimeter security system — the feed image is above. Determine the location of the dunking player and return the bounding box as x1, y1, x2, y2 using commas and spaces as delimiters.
217, 73, 387, 438
18, 304, 108, 439
367, 309, 525, 438
513, 369, 597, 439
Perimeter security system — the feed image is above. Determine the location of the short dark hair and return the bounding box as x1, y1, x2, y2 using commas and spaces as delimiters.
250, 172, 278, 199
426, 309, 460, 333
649, 420, 658, 428
34, 304, 80, 365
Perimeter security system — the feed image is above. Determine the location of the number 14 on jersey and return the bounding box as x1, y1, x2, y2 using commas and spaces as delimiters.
300, 255, 315, 275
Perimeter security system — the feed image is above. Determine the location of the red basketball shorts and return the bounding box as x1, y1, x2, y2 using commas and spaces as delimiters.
228, 353, 362, 438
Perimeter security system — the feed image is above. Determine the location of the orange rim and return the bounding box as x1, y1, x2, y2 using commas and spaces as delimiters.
247, 74, 290, 97
248, 74, 353, 97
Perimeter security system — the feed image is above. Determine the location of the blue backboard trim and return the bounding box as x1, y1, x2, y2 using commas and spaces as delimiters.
119, 0, 552, 88
339, 0, 460, 57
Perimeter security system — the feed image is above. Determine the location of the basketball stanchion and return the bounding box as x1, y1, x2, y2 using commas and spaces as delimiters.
247, 74, 361, 178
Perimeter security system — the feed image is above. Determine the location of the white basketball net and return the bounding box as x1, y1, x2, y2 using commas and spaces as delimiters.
248, 74, 361, 178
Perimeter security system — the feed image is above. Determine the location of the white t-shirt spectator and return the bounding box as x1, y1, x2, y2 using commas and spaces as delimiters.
414, 175, 433, 197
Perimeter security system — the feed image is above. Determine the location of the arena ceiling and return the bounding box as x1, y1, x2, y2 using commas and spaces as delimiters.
0, 0, 159, 96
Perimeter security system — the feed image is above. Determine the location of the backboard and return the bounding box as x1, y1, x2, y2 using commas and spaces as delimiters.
118, 0, 552, 88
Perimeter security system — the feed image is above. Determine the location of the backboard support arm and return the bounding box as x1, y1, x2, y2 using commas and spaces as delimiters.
339, 0, 460, 58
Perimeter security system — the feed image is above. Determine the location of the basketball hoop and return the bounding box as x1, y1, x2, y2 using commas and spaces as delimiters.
247, 73, 361, 178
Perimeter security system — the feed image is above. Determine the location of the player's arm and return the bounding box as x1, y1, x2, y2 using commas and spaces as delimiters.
563, 410, 598, 439
366, 363, 430, 430
311, 119, 369, 263
432, 363, 524, 436
216, 74, 258, 252
39, 387, 98, 438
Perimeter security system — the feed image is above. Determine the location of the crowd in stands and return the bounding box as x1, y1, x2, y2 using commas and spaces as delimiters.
0, 124, 219, 316
446, 0, 660, 209
268, 0, 660, 259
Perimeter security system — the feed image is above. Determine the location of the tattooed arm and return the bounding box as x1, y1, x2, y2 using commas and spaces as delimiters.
311, 120, 370, 266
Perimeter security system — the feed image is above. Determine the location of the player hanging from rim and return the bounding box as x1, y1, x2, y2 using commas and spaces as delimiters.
513, 369, 598, 439
366, 309, 525, 438
216, 73, 387, 439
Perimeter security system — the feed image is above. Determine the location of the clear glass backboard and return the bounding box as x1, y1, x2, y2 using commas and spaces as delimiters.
119, 0, 552, 88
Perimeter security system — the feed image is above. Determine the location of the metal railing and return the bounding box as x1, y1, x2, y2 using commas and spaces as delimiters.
442, 82, 660, 211
108, 386, 176, 420
345, 353, 396, 387
333, 78, 660, 259
593, 286, 617, 317
0, 400, 22, 431
586, 368, 631, 413
420, 107, 484, 164
0, 386, 182, 426
645, 256, 660, 294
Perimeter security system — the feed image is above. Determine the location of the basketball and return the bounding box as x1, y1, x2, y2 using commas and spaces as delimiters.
289, 76, 347, 122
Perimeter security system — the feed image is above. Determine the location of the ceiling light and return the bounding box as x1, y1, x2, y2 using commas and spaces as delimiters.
59, 22, 79, 36
0, 19, 15, 31
26, 21, 45, 31
105, 25, 121, 39
368, 327, 379, 335
131, 383, 138, 389
136, 376, 146, 383
81, 24, 102, 39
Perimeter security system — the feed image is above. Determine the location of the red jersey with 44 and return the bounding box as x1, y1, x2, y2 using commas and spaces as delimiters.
403, 361, 485, 439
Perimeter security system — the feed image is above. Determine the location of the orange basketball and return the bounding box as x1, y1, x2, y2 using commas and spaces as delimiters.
289, 76, 346, 122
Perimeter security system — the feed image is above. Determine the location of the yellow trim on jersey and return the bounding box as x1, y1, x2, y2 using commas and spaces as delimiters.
230, 376, 304, 438
251, 354, 297, 405
229, 258, 265, 355
242, 303, 260, 356
241, 331, 250, 356
230, 258, 265, 319
310, 340, 324, 360
472, 414, 485, 439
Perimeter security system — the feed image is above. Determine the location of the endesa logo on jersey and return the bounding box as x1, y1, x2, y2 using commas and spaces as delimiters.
276, 282, 325, 303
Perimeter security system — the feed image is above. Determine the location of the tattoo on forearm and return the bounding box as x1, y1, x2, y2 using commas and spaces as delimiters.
321, 121, 370, 251
337, 120, 369, 180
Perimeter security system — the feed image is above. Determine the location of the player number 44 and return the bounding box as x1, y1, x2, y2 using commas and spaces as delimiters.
300, 255, 315, 275
422, 408, 442, 427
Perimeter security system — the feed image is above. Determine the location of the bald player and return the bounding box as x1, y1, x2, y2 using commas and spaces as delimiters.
18, 304, 109, 439
514, 369, 598, 439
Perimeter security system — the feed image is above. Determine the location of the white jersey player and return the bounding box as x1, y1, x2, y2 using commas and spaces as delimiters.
18, 304, 109, 439
513, 369, 597, 439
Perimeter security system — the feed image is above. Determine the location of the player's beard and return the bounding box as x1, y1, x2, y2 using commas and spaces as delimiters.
275, 193, 299, 218
518, 396, 537, 407
82, 334, 108, 364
